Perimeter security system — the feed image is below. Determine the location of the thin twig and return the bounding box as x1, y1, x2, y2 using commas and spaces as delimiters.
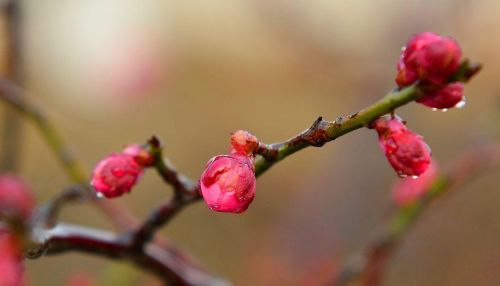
331, 141, 500, 286
0, 0, 23, 172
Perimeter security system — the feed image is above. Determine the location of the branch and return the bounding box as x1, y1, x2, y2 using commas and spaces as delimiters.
0, 77, 139, 230
33, 223, 228, 286
332, 141, 500, 286
129, 62, 481, 248
254, 60, 481, 176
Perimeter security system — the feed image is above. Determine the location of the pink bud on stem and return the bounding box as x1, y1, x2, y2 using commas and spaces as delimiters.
373, 116, 431, 177
200, 130, 258, 213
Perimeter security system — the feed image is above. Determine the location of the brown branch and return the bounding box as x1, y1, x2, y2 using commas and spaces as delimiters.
33, 223, 228, 286
331, 141, 500, 286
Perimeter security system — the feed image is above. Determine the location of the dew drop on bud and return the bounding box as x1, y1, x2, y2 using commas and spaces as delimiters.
455, 97, 466, 109
431, 108, 438, 111
411, 175, 419, 179
441, 108, 448, 112
96, 192, 104, 198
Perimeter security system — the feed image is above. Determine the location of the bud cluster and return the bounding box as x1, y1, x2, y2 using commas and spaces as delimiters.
199, 130, 258, 213
396, 32, 465, 110
91, 144, 154, 199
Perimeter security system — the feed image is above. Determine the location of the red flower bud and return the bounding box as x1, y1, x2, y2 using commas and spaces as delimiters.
122, 144, 155, 167
396, 32, 461, 86
373, 117, 431, 177
91, 154, 143, 198
0, 233, 23, 286
0, 174, 34, 220
392, 160, 438, 207
230, 130, 259, 156
416, 82, 465, 110
200, 154, 256, 213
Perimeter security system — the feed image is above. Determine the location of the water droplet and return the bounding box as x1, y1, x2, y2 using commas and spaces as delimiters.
411, 175, 419, 179
96, 192, 104, 198
398, 173, 407, 178
431, 108, 438, 111
441, 108, 448, 112
455, 97, 466, 109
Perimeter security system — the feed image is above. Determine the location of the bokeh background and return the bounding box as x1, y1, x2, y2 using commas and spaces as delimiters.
0, 0, 499, 285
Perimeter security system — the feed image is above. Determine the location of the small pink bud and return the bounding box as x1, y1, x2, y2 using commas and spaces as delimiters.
200, 154, 256, 213
122, 144, 155, 167
392, 160, 438, 207
396, 32, 461, 86
0, 233, 23, 286
373, 117, 431, 177
230, 130, 259, 156
0, 174, 34, 220
416, 82, 465, 109
91, 154, 143, 198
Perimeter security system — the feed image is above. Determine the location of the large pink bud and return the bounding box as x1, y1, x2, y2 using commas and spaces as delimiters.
91, 154, 143, 198
0, 174, 34, 220
0, 233, 23, 286
200, 154, 256, 213
373, 117, 431, 177
396, 32, 461, 86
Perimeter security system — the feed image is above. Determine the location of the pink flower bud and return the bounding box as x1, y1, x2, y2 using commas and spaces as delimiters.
0, 233, 23, 286
200, 154, 256, 213
91, 154, 143, 198
373, 117, 431, 177
122, 144, 155, 167
0, 174, 34, 220
416, 82, 465, 109
392, 160, 438, 207
230, 130, 259, 156
396, 32, 461, 86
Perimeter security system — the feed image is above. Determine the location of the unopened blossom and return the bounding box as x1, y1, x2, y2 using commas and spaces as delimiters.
416, 82, 465, 110
200, 154, 256, 213
230, 130, 259, 156
0, 174, 34, 220
123, 144, 155, 167
91, 153, 143, 198
396, 32, 461, 86
0, 234, 23, 286
373, 117, 431, 177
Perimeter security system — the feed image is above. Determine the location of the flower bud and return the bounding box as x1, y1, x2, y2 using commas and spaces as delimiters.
396, 32, 461, 86
373, 117, 431, 177
392, 160, 438, 207
416, 82, 465, 109
91, 154, 143, 198
0, 174, 34, 220
0, 233, 23, 286
200, 154, 256, 213
230, 130, 259, 156
122, 144, 155, 167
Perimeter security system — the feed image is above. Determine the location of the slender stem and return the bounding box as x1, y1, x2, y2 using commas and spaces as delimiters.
0, 0, 23, 171
332, 141, 500, 286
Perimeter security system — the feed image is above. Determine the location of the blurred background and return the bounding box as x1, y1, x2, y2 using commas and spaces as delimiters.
0, 0, 499, 285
